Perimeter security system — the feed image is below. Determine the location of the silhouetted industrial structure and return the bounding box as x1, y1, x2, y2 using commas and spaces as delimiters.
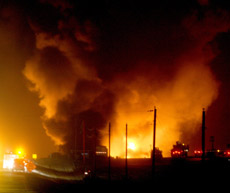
171, 141, 189, 158
202, 108, 206, 161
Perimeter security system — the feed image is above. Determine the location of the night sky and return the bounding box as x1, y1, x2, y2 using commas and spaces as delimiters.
0, 0, 230, 158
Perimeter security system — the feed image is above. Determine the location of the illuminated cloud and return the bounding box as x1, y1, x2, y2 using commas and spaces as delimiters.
20, 0, 230, 156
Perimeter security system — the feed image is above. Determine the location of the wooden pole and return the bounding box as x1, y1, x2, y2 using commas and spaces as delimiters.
202, 108, 206, 162
125, 123, 128, 179
152, 107, 157, 177
83, 121, 85, 165
108, 122, 111, 181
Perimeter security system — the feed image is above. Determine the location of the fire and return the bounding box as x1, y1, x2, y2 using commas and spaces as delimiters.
103, 61, 218, 158
128, 142, 136, 151
22, 1, 224, 160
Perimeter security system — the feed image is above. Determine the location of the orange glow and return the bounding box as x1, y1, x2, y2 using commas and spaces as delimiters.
23, 13, 219, 158
32, 154, 37, 160
128, 142, 136, 150
16, 147, 25, 158
102, 61, 219, 158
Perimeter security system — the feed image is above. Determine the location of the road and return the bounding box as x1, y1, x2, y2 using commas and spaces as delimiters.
0, 171, 36, 193
1, 157, 230, 191
0, 171, 83, 193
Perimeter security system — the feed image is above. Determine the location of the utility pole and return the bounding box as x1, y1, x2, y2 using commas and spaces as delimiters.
202, 108, 206, 162
94, 127, 97, 177
152, 107, 157, 177
82, 121, 86, 166
74, 118, 77, 157
108, 122, 111, 181
125, 123, 128, 180
148, 107, 157, 178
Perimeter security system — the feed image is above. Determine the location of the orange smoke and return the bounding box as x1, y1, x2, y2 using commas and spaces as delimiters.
23, 27, 98, 145
22, 1, 228, 158
24, 30, 219, 157
103, 60, 218, 157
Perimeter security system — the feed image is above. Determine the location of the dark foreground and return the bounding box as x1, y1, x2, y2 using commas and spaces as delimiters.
1, 157, 230, 192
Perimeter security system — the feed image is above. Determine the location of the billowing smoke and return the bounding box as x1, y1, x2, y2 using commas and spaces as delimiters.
23, 0, 230, 156
23, 23, 116, 149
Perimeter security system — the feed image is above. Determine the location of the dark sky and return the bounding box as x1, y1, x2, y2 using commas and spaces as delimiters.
0, 0, 230, 157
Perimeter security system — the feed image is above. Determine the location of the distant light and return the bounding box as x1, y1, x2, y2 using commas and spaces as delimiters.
84, 170, 91, 175
128, 142, 136, 150
32, 154, 37, 160
16, 148, 24, 157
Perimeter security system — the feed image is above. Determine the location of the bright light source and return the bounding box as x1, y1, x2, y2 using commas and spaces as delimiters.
32, 154, 37, 160
128, 142, 136, 150
16, 148, 25, 158
84, 171, 88, 175
3, 153, 18, 169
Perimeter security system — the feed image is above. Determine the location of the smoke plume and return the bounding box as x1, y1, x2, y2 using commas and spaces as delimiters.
23, 0, 230, 156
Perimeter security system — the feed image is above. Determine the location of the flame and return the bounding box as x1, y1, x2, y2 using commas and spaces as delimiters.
128, 142, 136, 151
22, 1, 225, 159
103, 61, 219, 158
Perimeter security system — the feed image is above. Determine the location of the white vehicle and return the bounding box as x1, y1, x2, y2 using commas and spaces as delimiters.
3, 153, 19, 170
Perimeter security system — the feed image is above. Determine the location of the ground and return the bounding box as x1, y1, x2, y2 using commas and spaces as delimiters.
1, 157, 230, 192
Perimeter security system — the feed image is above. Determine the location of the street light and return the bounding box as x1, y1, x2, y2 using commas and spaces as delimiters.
16, 148, 25, 158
